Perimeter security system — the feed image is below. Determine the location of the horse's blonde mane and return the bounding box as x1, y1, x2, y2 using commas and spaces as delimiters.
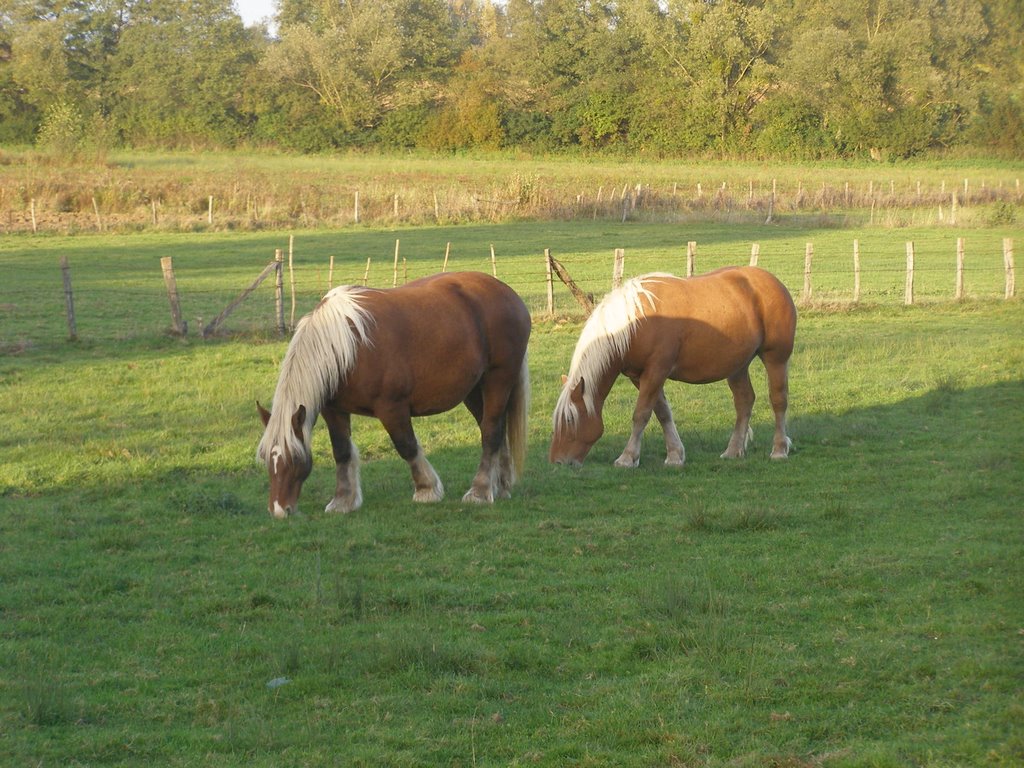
257, 285, 374, 466
552, 273, 670, 433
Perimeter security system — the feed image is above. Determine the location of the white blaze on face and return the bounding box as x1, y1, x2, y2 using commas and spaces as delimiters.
270, 445, 284, 476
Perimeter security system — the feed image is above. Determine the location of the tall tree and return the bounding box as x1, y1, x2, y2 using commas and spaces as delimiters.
109, 0, 259, 146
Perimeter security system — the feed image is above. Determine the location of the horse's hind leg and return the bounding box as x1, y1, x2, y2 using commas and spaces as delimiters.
763, 357, 792, 459
462, 378, 511, 503
322, 407, 362, 513
379, 406, 444, 502
722, 367, 755, 459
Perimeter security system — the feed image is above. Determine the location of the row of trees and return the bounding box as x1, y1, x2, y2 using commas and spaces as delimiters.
2, 0, 1022, 158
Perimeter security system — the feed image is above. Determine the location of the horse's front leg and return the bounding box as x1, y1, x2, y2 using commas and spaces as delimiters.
379, 406, 444, 503
615, 376, 663, 468
652, 388, 686, 467
322, 407, 362, 513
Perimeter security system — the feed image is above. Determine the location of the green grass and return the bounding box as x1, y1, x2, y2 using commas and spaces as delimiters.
1, 218, 1022, 766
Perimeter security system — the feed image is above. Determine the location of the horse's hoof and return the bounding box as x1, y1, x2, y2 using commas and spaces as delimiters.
614, 456, 639, 468
461, 488, 494, 504
326, 494, 361, 514
412, 487, 444, 503
664, 457, 685, 468
770, 437, 793, 459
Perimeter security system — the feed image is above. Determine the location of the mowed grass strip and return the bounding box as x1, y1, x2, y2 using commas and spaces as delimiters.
0, 223, 1022, 766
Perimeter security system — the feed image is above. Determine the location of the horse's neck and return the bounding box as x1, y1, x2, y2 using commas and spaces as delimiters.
579, 363, 621, 418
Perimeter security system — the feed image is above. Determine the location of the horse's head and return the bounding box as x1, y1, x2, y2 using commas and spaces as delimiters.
257, 402, 312, 518
549, 376, 603, 467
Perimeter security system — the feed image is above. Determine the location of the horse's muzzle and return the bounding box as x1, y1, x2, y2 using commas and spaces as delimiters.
270, 500, 294, 519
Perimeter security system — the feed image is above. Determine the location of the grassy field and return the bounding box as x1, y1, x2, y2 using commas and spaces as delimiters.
1, 185, 1023, 765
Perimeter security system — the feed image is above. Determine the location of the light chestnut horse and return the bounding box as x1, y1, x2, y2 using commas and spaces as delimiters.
550, 267, 796, 467
258, 271, 530, 518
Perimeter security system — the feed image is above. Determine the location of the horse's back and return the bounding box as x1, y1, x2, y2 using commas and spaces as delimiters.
654, 266, 794, 338
633, 267, 795, 383
396, 271, 530, 349
340, 272, 529, 416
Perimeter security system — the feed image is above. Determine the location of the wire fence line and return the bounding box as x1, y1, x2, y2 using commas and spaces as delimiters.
1, 233, 1017, 349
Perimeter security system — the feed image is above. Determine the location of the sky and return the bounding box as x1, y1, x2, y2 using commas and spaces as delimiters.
234, 0, 276, 27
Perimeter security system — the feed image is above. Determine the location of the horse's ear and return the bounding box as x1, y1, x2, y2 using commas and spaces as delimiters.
257, 400, 271, 427
290, 405, 307, 439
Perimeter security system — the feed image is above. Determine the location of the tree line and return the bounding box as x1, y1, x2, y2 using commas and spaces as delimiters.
2, 0, 1022, 159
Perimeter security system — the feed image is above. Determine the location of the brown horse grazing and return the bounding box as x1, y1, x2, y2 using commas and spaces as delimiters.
257, 271, 531, 518
550, 266, 796, 468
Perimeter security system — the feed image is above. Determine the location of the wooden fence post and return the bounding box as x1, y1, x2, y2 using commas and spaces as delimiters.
545, 249, 554, 316
362, 257, 371, 286
30, 198, 37, 233
853, 240, 861, 303
160, 256, 186, 336
208, 195, 213, 225
549, 254, 594, 313
274, 249, 285, 335
60, 255, 77, 341
442, 242, 451, 272
749, 243, 760, 267
354, 191, 360, 224
393, 239, 400, 287
803, 243, 813, 303
288, 234, 296, 330
955, 238, 965, 300
612, 248, 625, 289
1004, 238, 1016, 299
328, 253, 335, 290
490, 244, 497, 277
202, 258, 282, 338
686, 241, 696, 277
92, 197, 102, 231
905, 242, 915, 306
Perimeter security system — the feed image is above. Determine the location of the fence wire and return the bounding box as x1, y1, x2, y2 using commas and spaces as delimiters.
0, 231, 1016, 348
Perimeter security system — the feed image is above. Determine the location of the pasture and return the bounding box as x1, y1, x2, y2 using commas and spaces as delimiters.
2, 212, 1023, 765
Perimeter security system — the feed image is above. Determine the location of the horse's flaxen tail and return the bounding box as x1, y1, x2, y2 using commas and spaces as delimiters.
506, 350, 530, 481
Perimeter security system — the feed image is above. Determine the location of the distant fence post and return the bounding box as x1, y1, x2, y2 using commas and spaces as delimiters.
442, 242, 451, 272
490, 244, 498, 277
1004, 238, 1016, 299
354, 191, 360, 224
160, 256, 186, 336
545, 249, 554, 315
802, 243, 813, 303
612, 248, 625, 289
393, 239, 400, 287
853, 240, 861, 303
60, 255, 77, 341
955, 238, 965, 300
749, 243, 760, 267
274, 249, 285, 335
686, 241, 696, 277
905, 242, 915, 306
